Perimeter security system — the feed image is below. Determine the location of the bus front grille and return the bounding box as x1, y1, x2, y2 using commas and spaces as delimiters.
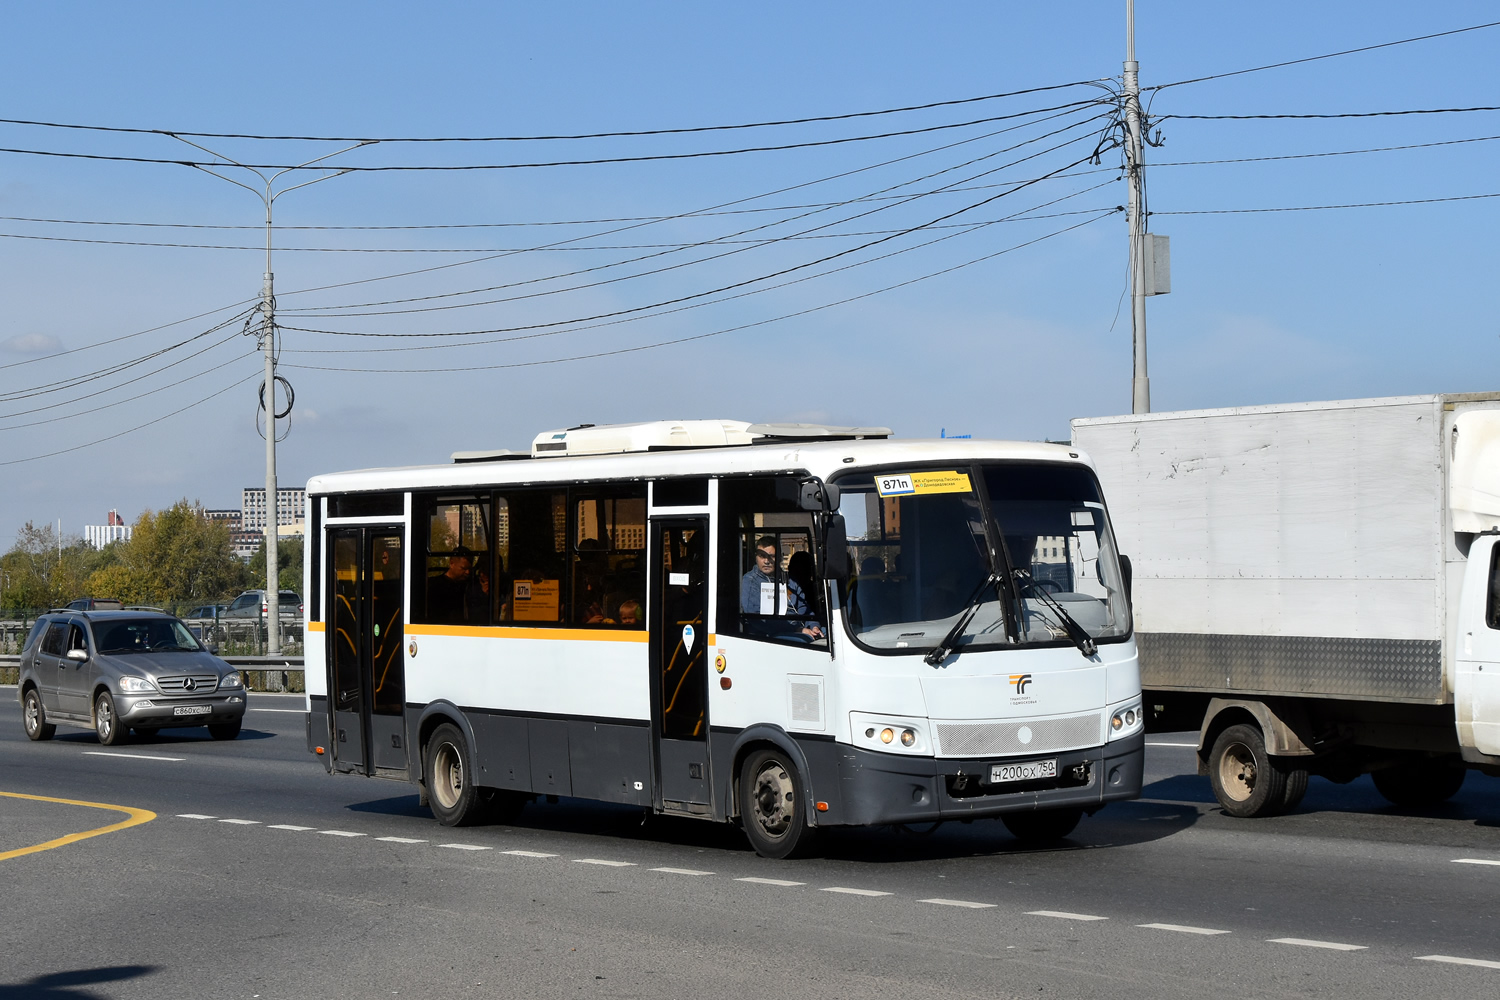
934, 712, 1102, 757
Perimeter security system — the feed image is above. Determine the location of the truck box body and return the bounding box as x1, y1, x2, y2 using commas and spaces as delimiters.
1070, 395, 1500, 814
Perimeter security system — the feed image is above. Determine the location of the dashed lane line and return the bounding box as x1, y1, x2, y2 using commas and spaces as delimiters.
1453, 858, 1500, 867
823, 887, 892, 897
319, 830, 365, 838
84, 751, 185, 762
575, 858, 635, 867
502, 850, 558, 858
218, 819, 260, 825
651, 867, 715, 875
177, 814, 217, 820
736, 877, 805, 887
269, 825, 315, 831
1028, 910, 1108, 921
248, 708, 305, 713
1138, 923, 1231, 936
376, 836, 427, 843
1415, 955, 1500, 970
440, 843, 491, 851
922, 898, 995, 909
1145, 742, 1199, 748
1268, 938, 1366, 951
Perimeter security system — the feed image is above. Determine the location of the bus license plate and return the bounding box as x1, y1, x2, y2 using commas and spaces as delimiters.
173, 705, 212, 717
991, 759, 1057, 784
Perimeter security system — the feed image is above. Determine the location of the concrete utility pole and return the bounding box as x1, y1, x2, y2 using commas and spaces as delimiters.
1124, 0, 1150, 414
172, 136, 372, 653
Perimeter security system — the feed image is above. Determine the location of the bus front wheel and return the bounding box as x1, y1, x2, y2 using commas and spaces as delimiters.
740, 749, 818, 860
425, 723, 480, 827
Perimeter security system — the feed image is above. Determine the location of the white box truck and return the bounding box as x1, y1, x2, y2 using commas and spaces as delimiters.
1072, 394, 1500, 817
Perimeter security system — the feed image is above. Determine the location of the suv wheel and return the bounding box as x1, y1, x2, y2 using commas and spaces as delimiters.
23, 688, 56, 741
95, 691, 126, 746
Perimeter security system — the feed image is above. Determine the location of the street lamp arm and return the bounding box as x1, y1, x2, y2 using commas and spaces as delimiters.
167, 133, 270, 189
268, 139, 376, 191
186, 163, 266, 202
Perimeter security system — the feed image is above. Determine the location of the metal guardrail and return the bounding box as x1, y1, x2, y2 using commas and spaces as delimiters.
0, 654, 306, 692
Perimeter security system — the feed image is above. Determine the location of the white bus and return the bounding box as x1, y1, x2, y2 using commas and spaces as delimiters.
303, 420, 1143, 858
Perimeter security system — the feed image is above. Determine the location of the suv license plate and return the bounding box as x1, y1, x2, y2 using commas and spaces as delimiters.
991, 759, 1057, 784
173, 705, 212, 717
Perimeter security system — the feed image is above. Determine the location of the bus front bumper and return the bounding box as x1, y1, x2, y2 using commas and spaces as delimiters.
828, 731, 1144, 827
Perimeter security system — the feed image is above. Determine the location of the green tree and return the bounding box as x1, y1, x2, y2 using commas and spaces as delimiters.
83, 501, 249, 609
0, 521, 118, 610
248, 536, 305, 594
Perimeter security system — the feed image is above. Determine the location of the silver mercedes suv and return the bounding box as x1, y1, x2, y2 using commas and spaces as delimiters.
17, 610, 247, 744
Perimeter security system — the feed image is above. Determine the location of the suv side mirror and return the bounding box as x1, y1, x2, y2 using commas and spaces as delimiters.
822, 514, 850, 583
207, 644, 220, 655
66, 647, 88, 661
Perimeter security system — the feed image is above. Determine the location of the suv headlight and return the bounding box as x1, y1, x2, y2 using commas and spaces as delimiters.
1108, 701, 1144, 740
849, 712, 929, 755
219, 672, 243, 689
118, 675, 159, 694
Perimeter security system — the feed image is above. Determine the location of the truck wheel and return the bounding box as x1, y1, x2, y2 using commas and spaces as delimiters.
23, 688, 55, 741
740, 749, 819, 859
1002, 808, 1083, 844
1372, 760, 1466, 807
425, 723, 480, 826
1208, 724, 1289, 818
1281, 766, 1309, 813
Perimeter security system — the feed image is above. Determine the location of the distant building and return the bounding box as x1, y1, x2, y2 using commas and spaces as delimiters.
84, 510, 132, 550
203, 508, 242, 531
231, 530, 264, 563
241, 487, 305, 533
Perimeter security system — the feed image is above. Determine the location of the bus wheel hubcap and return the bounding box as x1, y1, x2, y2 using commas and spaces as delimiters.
434, 743, 462, 809
753, 763, 793, 837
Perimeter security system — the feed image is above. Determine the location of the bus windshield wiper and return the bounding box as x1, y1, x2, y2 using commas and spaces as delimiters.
924, 572, 1004, 667
1015, 569, 1097, 657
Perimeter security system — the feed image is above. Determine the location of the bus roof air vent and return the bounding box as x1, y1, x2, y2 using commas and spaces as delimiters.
744, 422, 892, 440
530, 420, 756, 457
450, 448, 531, 464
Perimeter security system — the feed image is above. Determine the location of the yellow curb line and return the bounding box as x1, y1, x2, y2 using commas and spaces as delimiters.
0, 791, 156, 861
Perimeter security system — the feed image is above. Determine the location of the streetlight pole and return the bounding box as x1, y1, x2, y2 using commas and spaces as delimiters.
1124, 0, 1150, 414
172, 137, 372, 653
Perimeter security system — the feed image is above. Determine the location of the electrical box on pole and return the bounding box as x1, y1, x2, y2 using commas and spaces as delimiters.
1143, 233, 1170, 296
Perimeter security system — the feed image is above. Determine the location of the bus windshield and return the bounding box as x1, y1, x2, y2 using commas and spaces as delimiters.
837, 462, 1130, 653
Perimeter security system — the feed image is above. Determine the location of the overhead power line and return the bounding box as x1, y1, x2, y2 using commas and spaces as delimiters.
1164, 106, 1500, 121
1148, 19, 1500, 91
1153, 191, 1500, 215
0, 80, 1110, 143
1150, 134, 1500, 166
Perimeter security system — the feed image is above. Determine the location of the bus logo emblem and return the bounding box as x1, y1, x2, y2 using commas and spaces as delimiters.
1009, 673, 1032, 694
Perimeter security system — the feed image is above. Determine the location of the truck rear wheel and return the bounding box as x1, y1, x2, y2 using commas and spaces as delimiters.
1208, 724, 1289, 818
1372, 760, 1466, 807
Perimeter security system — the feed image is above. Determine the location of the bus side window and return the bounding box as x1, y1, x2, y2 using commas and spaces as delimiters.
716, 477, 824, 647
416, 495, 492, 626
495, 490, 568, 624
571, 487, 646, 627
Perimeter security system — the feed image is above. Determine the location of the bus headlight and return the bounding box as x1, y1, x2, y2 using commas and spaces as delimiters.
1108, 702, 1144, 740
850, 713, 928, 755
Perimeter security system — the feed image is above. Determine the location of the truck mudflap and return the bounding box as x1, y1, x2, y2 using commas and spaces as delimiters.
828, 732, 1144, 827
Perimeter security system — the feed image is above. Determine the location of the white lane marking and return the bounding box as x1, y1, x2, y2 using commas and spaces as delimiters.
218, 819, 260, 825
176, 813, 217, 820
248, 708, 305, 713
1137, 799, 1215, 809
736, 877, 805, 887
1028, 910, 1108, 921
502, 850, 558, 858
376, 836, 427, 843
84, 751, 185, 761
319, 830, 365, 838
822, 887, 893, 897
574, 858, 636, 867
1453, 858, 1500, 867
439, 843, 491, 851
1146, 741, 1199, 748
922, 898, 996, 909
269, 825, 315, 831
1268, 938, 1367, 951
651, 867, 714, 875
1138, 923, 1230, 936
1415, 955, 1500, 970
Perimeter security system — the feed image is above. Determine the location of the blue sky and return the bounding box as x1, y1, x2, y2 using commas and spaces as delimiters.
1, 2, 1496, 543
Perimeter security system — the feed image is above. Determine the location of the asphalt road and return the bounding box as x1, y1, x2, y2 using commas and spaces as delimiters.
2, 688, 1498, 1000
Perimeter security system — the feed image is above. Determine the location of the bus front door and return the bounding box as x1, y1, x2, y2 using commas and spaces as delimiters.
328, 527, 408, 777
651, 519, 713, 815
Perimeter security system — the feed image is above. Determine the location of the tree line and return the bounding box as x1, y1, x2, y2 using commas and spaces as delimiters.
0, 500, 302, 613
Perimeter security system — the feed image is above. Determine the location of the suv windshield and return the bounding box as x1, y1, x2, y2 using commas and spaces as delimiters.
836, 462, 1130, 653
95, 618, 202, 654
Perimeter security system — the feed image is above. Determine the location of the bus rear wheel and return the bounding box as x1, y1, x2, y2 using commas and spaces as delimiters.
426, 723, 480, 827
740, 749, 818, 859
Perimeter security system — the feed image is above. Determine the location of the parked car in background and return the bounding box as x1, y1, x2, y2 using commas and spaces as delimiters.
65, 598, 123, 611
224, 590, 303, 619
182, 604, 229, 619
17, 609, 247, 744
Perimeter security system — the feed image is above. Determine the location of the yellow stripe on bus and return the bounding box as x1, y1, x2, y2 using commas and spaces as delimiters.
306, 621, 326, 632
405, 624, 650, 643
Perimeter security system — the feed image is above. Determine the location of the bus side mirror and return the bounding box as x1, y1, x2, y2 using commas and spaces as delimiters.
1119, 554, 1133, 604
798, 479, 840, 511
822, 515, 850, 582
